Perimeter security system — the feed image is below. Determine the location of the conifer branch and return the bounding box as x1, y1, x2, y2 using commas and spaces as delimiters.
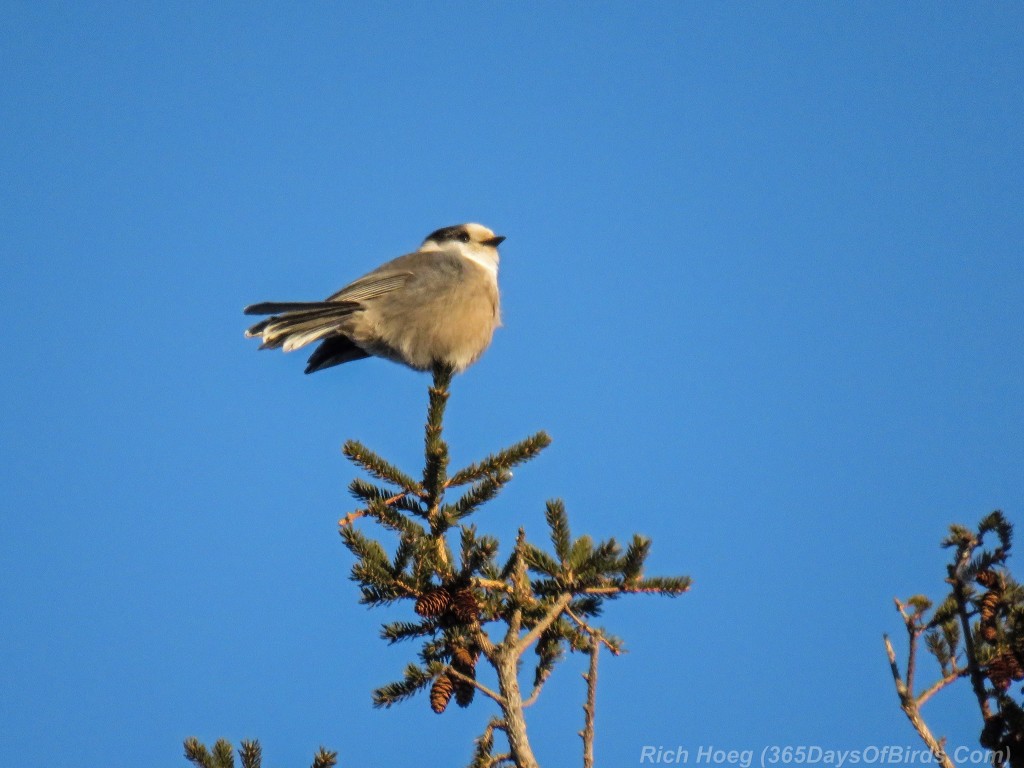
372, 662, 438, 708
422, 364, 453, 509
545, 500, 571, 564
580, 581, 691, 595
460, 527, 500, 579
339, 525, 389, 566
602, 576, 692, 595
343, 440, 422, 495
239, 740, 261, 768
620, 534, 651, 584
183, 738, 219, 768
348, 477, 395, 504
211, 740, 234, 768
184, 739, 334, 768
526, 620, 569, 704
449, 472, 513, 522
357, 581, 414, 606
585, 538, 619, 573
381, 619, 437, 644
565, 607, 623, 655
568, 534, 594, 571
950, 541, 994, 722
473, 577, 515, 594
468, 720, 512, 768
310, 748, 339, 768
448, 432, 552, 487
523, 546, 561, 579
339, 490, 422, 530
567, 595, 602, 619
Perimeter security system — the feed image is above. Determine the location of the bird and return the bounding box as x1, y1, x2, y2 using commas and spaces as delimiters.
244, 223, 504, 375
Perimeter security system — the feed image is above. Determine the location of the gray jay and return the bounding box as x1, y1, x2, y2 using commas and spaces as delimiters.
244, 223, 504, 374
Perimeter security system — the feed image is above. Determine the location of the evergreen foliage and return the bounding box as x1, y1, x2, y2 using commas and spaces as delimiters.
336, 364, 690, 767
183, 738, 337, 768
186, 363, 689, 768
884, 511, 1024, 768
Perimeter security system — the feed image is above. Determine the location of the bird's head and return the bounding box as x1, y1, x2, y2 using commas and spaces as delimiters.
420, 223, 505, 274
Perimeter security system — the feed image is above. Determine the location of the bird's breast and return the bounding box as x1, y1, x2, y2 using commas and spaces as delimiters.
357, 258, 499, 372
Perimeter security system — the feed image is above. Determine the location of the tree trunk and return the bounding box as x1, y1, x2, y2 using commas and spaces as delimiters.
495, 648, 540, 768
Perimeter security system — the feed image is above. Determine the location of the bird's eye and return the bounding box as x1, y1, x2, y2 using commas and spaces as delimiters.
458, 232, 471, 243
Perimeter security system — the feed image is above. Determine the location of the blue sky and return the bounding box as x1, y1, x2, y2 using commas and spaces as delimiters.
2, 2, 1022, 766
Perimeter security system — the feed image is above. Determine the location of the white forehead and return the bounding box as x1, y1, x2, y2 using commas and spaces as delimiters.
461, 223, 496, 241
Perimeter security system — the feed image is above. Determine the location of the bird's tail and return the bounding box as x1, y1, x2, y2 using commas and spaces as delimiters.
244, 301, 360, 352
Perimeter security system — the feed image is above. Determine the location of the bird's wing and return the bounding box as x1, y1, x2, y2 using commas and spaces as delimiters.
326, 270, 414, 303
324, 247, 472, 302
244, 301, 354, 315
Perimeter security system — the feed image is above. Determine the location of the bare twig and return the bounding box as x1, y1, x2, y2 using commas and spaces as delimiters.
445, 665, 506, 706
566, 608, 622, 656
522, 680, 546, 709
895, 600, 919, 694
883, 634, 956, 768
515, 593, 573, 656
582, 635, 600, 768
916, 668, 967, 707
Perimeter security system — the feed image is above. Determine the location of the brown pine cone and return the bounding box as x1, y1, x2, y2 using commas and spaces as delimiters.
450, 644, 479, 708
416, 587, 452, 618
450, 587, 480, 624
976, 569, 998, 588
980, 714, 1004, 750
980, 590, 1000, 642
452, 645, 477, 670
987, 654, 1014, 692
1007, 652, 1024, 681
430, 673, 454, 714
453, 676, 475, 708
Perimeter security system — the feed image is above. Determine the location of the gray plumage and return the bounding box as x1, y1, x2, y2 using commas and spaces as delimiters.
244, 223, 503, 375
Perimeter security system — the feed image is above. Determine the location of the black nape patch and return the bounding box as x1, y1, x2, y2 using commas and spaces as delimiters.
425, 225, 465, 243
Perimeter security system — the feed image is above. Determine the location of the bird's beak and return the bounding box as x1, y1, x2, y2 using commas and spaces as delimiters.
483, 235, 506, 247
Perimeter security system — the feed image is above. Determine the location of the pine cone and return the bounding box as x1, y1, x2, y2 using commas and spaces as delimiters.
450, 587, 480, 624
1007, 652, 1024, 681
976, 569, 998, 588
987, 653, 1016, 692
1013, 632, 1024, 667
980, 714, 1005, 751
416, 587, 452, 618
980, 590, 1000, 642
430, 673, 454, 714
449, 644, 479, 708
453, 676, 475, 708
452, 645, 478, 671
